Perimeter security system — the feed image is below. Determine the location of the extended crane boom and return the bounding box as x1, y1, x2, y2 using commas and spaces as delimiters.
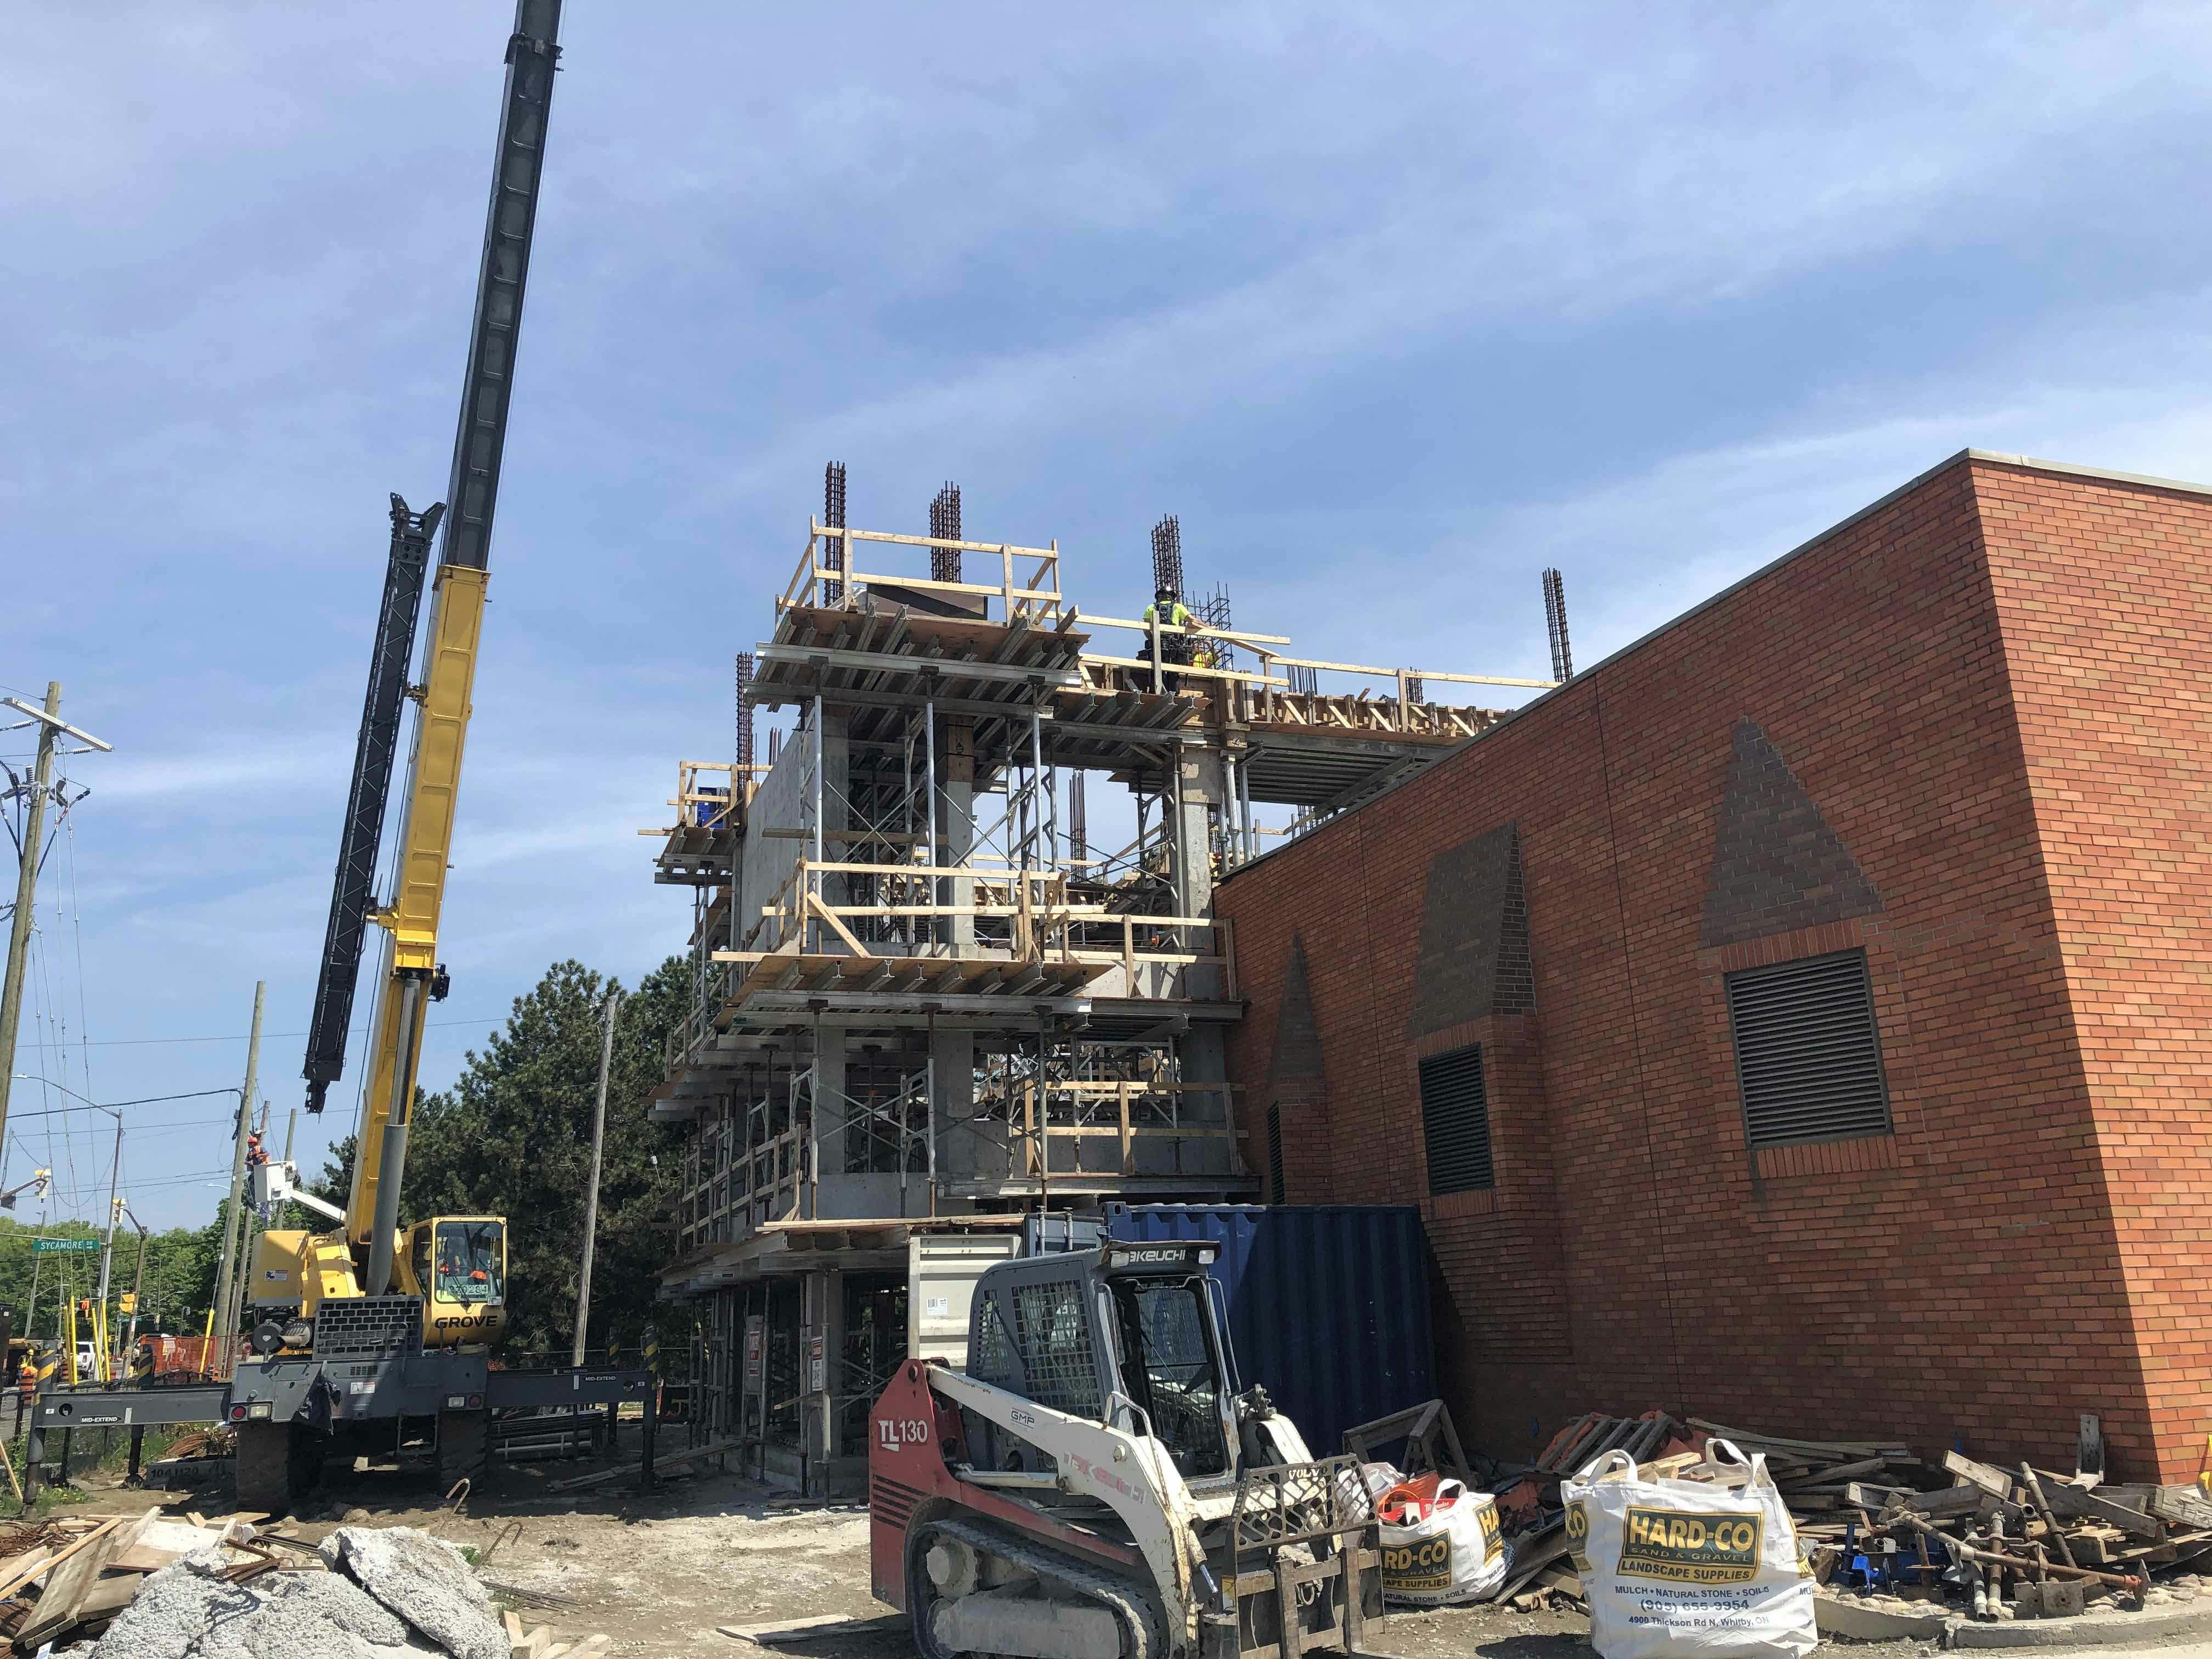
22, 1, 659, 1522
301, 497, 441, 1116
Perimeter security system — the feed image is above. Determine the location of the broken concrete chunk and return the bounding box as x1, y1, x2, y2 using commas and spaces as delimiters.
87, 1540, 415, 1659
321, 1526, 507, 1659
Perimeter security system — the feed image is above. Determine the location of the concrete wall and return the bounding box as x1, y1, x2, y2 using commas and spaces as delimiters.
1216, 453, 2193, 1478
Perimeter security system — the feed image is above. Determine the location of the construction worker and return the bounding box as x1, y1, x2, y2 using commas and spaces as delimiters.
1141, 584, 1200, 676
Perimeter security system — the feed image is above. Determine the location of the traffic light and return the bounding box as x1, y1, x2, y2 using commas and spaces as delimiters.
117, 1293, 136, 1315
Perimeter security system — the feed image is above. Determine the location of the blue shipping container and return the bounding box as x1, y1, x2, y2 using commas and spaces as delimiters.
1103, 1203, 1435, 1460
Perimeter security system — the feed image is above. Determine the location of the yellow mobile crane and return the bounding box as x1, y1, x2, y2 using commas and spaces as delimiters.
205, 0, 657, 1513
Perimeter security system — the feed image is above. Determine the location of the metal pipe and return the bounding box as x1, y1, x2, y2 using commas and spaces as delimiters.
1886, 1514, 2143, 1590
364, 974, 427, 1297
1237, 751, 1255, 862
1221, 751, 1239, 871
924, 699, 940, 946
1029, 708, 1046, 872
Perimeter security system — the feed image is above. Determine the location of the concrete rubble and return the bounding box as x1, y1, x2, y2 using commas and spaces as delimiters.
65, 1527, 501, 1659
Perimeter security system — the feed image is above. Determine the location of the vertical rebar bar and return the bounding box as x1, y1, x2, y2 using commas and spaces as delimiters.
822, 462, 848, 606
930, 483, 962, 584
1543, 567, 1573, 680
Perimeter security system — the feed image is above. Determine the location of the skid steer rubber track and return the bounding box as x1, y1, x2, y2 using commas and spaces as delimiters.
912, 1513, 1165, 1659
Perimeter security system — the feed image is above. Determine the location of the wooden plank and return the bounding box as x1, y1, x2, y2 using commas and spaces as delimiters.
1784, 1457, 1889, 1488
70, 1571, 146, 1627
2152, 1486, 2212, 1531
0, 1547, 56, 1600
2038, 1477, 2165, 1540
1687, 1420, 1902, 1458
1888, 1483, 1986, 1519
18, 1510, 150, 1647
1844, 1482, 1914, 1508
1945, 1450, 2016, 1499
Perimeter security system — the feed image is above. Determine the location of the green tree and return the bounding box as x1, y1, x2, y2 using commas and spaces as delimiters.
317, 956, 689, 1356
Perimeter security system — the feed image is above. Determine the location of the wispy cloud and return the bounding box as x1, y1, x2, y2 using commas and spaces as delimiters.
9, 4, 2212, 1221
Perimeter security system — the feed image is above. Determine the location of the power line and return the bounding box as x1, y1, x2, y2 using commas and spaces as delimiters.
13, 1013, 509, 1051
7, 1089, 242, 1119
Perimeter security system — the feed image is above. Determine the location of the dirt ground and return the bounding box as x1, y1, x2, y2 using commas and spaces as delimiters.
46, 1456, 1944, 1659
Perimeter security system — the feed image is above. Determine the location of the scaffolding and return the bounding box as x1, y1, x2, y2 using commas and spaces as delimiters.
639, 483, 1554, 1491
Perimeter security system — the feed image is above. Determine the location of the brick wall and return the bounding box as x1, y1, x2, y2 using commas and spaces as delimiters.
1221, 453, 2162, 1476
1977, 459, 2212, 1481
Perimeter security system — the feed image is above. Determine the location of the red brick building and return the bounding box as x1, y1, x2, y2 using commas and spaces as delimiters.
1216, 450, 2212, 1483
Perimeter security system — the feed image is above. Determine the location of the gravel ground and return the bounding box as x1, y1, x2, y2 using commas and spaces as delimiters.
44, 1459, 2179, 1659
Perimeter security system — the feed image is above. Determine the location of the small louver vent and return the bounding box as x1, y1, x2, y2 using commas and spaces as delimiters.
1267, 1105, 1286, 1202
1726, 949, 1889, 1148
1417, 1046, 1493, 1195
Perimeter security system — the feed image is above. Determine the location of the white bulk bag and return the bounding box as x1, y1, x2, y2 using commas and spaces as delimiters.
1562, 1440, 1815, 1659
1376, 1477, 1510, 1605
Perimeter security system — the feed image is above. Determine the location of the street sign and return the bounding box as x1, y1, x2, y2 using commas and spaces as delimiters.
30, 1238, 99, 1255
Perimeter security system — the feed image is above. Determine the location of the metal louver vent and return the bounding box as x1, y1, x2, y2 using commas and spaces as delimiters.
1267, 1104, 1286, 1202
1417, 1046, 1493, 1195
1725, 949, 1889, 1149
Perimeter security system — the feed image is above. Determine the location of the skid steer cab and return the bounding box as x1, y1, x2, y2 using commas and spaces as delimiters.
871, 1239, 1386, 1659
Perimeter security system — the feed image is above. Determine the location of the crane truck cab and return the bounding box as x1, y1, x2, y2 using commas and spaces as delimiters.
250, 1163, 510, 1351
871, 1238, 1386, 1659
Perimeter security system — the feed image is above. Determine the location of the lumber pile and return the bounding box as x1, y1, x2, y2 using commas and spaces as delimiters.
1481, 1408, 2211, 1621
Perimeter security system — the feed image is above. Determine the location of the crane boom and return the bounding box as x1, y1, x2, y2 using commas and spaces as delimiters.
301, 0, 563, 1296
301, 498, 441, 1115
439, 1, 563, 572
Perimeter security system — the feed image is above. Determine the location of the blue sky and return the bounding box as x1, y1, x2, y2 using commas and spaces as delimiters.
5, 2, 2211, 1229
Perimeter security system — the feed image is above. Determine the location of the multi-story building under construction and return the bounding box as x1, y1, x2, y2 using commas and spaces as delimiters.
640, 474, 1549, 1492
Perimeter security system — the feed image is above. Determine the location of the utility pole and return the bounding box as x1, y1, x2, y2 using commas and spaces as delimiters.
0, 684, 110, 1162
93, 1115, 121, 1379
572, 985, 623, 1367
209, 981, 264, 1379
123, 1216, 148, 1350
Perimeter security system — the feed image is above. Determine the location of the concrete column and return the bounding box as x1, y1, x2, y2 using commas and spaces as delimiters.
932, 1026, 1001, 1184
811, 1028, 847, 1204
1172, 745, 1226, 998
939, 718, 975, 952
805, 1266, 844, 1497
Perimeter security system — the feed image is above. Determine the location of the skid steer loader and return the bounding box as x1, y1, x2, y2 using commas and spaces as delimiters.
870, 1238, 1388, 1659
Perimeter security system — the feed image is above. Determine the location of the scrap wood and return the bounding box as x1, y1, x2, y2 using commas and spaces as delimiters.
1686, 1419, 1909, 1460
1487, 1525, 1571, 1605
1944, 1449, 2015, 1499
0, 1547, 55, 1601
2038, 1475, 2165, 1540
18, 1508, 156, 1649
0, 1514, 124, 1600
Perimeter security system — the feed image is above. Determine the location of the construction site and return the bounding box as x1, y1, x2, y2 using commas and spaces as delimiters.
12, 6, 2212, 1659
637, 484, 1551, 1495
